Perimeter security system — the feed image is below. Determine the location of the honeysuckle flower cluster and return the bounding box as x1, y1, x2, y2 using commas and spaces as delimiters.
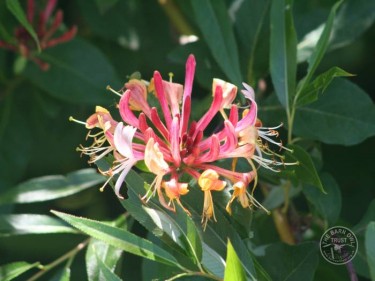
0, 0, 77, 70
72, 55, 294, 229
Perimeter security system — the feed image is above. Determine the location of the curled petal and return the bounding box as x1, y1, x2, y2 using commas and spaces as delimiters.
198, 169, 226, 192
125, 79, 151, 116
212, 78, 237, 109
119, 90, 139, 128
114, 122, 136, 158
144, 138, 169, 175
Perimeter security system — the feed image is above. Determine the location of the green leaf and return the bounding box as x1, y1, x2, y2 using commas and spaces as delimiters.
0, 261, 40, 281
258, 242, 319, 281
23, 38, 121, 104
365, 222, 375, 281
330, 0, 375, 50
303, 173, 341, 226
296, 67, 353, 107
353, 199, 375, 234
224, 240, 246, 281
263, 185, 301, 210
294, 78, 375, 145
52, 210, 179, 268
0, 214, 77, 237
95, 252, 123, 281
50, 267, 71, 281
201, 243, 225, 278
286, 144, 325, 193
0, 169, 105, 205
6, 0, 40, 51
233, 0, 271, 84
270, 0, 297, 108
86, 239, 123, 281
191, 0, 242, 85
295, 1, 344, 106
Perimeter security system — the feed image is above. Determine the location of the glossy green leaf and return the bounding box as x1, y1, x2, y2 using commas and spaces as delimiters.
296, 67, 353, 107
0, 214, 77, 237
52, 210, 179, 268
224, 240, 246, 281
234, 0, 271, 83
201, 243, 225, 278
50, 267, 71, 281
295, 1, 343, 106
23, 38, 121, 104
365, 222, 375, 281
270, 0, 297, 108
303, 173, 341, 226
191, 0, 242, 85
294, 78, 375, 145
286, 145, 325, 193
96, 253, 122, 281
0, 261, 40, 281
6, 0, 40, 51
0, 169, 105, 205
258, 242, 319, 281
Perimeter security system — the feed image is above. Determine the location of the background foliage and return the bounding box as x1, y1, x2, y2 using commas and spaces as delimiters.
0, 0, 375, 280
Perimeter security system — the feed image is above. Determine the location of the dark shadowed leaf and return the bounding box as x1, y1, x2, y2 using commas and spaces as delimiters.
365, 222, 375, 281
52, 210, 179, 268
286, 145, 325, 193
233, 0, 271, 83
23, 38, 121, 105
294, 78, 375, 145
0, 214, 77, 237
258, 242, 319, 281
191, 0, 242, 85
224, 240, 246, 281
0, 169, 104, 205
303, 173, 341, 226
0, 261, 40, 281
270, 0, 297, 108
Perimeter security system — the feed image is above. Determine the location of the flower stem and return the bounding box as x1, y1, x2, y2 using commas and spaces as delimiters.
166, 271, 222, 281
345, 260, 358, 281
158, 0, 195, 35
27, 239, 90, 281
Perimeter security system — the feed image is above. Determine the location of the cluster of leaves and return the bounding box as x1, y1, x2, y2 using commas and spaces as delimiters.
1, 0, 375, 280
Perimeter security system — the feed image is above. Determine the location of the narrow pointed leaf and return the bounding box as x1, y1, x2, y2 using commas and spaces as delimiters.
286, 145, 325, 193
52, 210, 179, 268
6, 0, 40, 51
295, 0, 343, 106
0, 169, 105, 205
296, 67, 353, 107
0, 214, 77, 237
191, 0, 242, 85
0, 261, 40, 281
270, 0, 297, 108
224, 240, 246, 281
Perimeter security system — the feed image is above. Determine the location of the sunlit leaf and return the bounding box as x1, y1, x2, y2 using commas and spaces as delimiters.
270, 0, 297, 108
286, 145, 325, 193
224, 240, 246, 281
294, 78, 375, 145
0, 261, 40, 281
365, 222, 375, 281
6, 0, 40, 51
0, 214, 77, 237
95, 252, 123, 281
0, 169, 105, 205
52, 210, 180, 268
191, 0, 242, 85
201, 243, 225, 278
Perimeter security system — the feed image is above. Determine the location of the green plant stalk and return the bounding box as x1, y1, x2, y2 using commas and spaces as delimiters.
27, 239, 90, 281
166, 271, 223, 281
